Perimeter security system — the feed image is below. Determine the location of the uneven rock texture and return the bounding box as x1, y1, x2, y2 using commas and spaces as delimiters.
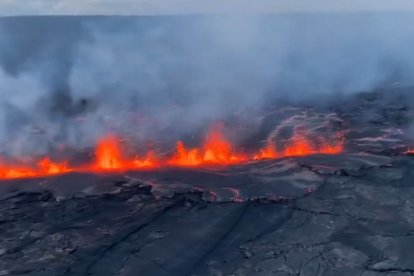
1, 89, 414, 275
0, 153, 414, 276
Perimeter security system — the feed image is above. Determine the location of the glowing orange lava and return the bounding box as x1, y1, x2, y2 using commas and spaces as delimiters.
254, 132, 344, 160
169, 127, 246, 166
133, 151, 158, 168
0, 163, 36, 179
0, 126, 345, 180
95, 136, 124, 170
38, 158, 71, 175
92, 135, 157, 172
253, 142, 279, 160
0, 158, 70, 179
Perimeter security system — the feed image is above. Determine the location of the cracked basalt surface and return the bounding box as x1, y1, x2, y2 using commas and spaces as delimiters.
1, 89, 414, 275
1, 154, 414, 276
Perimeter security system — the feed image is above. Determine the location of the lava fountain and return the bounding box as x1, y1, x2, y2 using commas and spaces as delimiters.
0, 124, 344, 180
169, 126, 247, 166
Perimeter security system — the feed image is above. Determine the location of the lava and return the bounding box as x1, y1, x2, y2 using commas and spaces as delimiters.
92, 135, 157, 172
0, 158, 70, 179
0, 163, 36, 179
0, 126, 345, 180
37, 158, 71, 175
254, 131, 344, 160
253, 142, 279, 160
95, 136, 124, 170
169, 127, 246, 166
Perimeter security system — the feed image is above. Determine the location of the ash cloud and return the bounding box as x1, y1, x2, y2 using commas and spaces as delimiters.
0, 14, 414, 157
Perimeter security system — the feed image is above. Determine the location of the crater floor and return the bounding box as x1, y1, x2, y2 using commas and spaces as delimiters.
1, 89, 414, 276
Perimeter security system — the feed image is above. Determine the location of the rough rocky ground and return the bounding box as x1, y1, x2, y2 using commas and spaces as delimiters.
1, 88, 414, 276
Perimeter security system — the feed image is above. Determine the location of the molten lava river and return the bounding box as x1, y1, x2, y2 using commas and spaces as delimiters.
0, 126, 344, 180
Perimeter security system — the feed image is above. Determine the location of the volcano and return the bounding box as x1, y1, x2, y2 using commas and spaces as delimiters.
1, 87, 414, 275
2, 15, 414, 276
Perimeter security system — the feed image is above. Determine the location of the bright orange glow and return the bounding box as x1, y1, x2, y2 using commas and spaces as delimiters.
254, 131, 344, 160
0, 158, 70, 180
169, 141, 201, 166
169, 127, 246, 166
38, 158, 71, 175
95, 136, 123, 170
133, 151, 158, 168
284, 132, 316, 156
0, 125, 345, 180
92, 135, 157, 172
0, 164, 36, 179
253, 142, 279, 160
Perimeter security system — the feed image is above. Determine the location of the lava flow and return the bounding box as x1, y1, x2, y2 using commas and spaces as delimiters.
91, 135, 158, 172
0, 158, 70, 179
0, 126, 344, 180
169, 128, 247, 166
253, 131, 344, 160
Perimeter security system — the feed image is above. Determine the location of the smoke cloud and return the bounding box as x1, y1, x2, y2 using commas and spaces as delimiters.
0, 14, 414, 157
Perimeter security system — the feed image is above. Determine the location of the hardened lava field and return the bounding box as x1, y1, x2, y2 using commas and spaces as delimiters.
2, 14, 414, 276
1, 89, 414, 276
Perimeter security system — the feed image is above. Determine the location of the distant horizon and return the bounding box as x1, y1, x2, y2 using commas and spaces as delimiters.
1, 0, 414, 16
2, 10, 414, 18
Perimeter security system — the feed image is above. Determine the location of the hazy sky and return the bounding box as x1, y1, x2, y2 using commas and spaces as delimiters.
1, 0, 414, 15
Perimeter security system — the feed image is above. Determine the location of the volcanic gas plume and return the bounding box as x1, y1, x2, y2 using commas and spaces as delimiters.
0, 124, 344, 180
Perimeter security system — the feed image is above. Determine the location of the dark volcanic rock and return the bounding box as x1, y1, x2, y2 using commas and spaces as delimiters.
2, 90, 414, 275
0, 153, 414, 275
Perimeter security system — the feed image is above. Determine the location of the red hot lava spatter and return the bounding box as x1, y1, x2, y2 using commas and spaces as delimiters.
0, 158, 71, 180
168, 128, 247, 166
253, 131, 344, 160
0, 126, 344, 180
